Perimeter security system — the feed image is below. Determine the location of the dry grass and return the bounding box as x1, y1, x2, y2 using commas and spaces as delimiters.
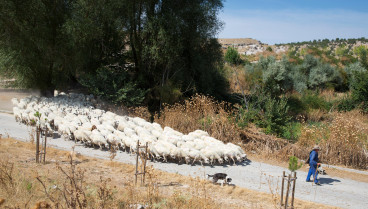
0, 137, 334, 209
280, 111, 368, 169
154, 94, 242, 144
131, 94, 368, 170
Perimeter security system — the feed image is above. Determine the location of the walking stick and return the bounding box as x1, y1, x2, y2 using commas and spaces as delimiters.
313, 164, 319, 185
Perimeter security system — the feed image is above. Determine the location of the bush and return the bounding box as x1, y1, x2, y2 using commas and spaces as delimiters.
260, 96, 291, 136
300, 91, 332, 111
289, 68, 308, 93
288, 156, 303, 172
261, 57, 293, 97
308, 63, 341, 89
344, 62, 366, 84
337, 96, 356, 112
79, 66, 147, 106
224, 47, 242, 65
282, 122, 302, 142
350, 70, 368, 113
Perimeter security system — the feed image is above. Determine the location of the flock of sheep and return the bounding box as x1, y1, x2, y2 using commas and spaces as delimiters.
11, 93, 247, 165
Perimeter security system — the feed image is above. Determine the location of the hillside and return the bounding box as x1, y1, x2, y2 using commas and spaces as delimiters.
220, 37, 368, 59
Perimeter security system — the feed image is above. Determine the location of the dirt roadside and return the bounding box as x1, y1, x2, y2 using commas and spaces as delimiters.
0, 137, 335, 209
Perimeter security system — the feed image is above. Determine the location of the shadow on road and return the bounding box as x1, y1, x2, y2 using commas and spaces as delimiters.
319, 177, 341, 185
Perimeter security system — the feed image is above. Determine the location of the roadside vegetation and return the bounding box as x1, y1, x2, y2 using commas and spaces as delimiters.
0, 137, 335, 209
0, 0, 367, 170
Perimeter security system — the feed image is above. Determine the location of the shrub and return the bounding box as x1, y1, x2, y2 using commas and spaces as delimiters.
289, 68, 308, 93
288, 156, 303, 172
282, 122, 302, 142
337, 96, 356, 112
260, 96, 291, 136
261, 57, 293, 97
236, 102, 261, 128
308, 63, 341, 89
300, 91, 332, 112
344, 62, 366, 82
300, 54, 318, 75
350, 70, 368, 113
224, 47, 242, 65
79, 66, 147, 106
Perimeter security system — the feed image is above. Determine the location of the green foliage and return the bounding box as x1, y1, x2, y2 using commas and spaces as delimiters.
266, 46, 273, 52
350, 70, 368, 113
262, 59, 293, 97
0, 0, 226, 108
253, 56, 294, 97
225, 47, 242, 65
353, 45, 368, 69
155, 80, 183, 105
250, 55, 341, 96
260, 96, 291, 136
299, 91, 332, 111
63, 0, 128, 75
289, 69, 308, 93
308, 63, 341, 89
336, 44, 350, 57
0, 0, 72, 91
337, 96, 356, 112
237, 91, 291, 137
344, 62, 366, 88
236, 102, 261, 128
282, 122, 302, 142
288, 156, 303, 172
131, 0, 227, 103
79, 67, 146, 106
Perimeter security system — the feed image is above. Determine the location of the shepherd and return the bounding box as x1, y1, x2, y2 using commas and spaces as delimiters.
306, 145, 321, 185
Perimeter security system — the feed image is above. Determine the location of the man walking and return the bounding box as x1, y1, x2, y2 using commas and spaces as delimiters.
306, 145, 321, 185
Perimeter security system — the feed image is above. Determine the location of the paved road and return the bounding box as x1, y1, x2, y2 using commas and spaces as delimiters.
1, 112, 367, 209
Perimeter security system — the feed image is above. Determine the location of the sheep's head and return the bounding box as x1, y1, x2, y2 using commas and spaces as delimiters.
218, 158, 224, 164
224, 156, 229, 162
241, 153, 247, 160
113, 121, 119, 129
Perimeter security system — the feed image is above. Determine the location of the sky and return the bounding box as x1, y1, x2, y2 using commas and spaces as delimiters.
218, 0, 368, 44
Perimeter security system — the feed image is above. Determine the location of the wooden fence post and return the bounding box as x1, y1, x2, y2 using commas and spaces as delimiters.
43, 128, 47, 164
36, 126, 40, 163
135, 140, 148, 186
280, 171, 285, 207
291, 172, 297, 208
284, 174, 291, 209
143, 142, 148, 184
135, 140, 139, 185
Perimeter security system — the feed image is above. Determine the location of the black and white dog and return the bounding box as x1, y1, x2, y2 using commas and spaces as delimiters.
317, 164, 327, 175
207, 173, 232, 186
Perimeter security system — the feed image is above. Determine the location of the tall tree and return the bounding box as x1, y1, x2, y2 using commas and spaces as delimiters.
127, 0, 226, 105
1, 0, 227, 107
0, 0, 71, 94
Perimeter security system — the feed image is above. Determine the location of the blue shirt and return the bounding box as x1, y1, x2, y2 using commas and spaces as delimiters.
309, 150, 319, 167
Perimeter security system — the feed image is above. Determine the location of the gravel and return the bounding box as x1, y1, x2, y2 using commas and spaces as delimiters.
1, 112, 368, 209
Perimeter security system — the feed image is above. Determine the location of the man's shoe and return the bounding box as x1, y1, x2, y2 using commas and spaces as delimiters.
315, 182, 321, 185
306, 180, 312, 182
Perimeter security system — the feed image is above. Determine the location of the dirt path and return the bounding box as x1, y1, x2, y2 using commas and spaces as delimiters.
0, 112, 367, 208
0, 88, 40, 112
